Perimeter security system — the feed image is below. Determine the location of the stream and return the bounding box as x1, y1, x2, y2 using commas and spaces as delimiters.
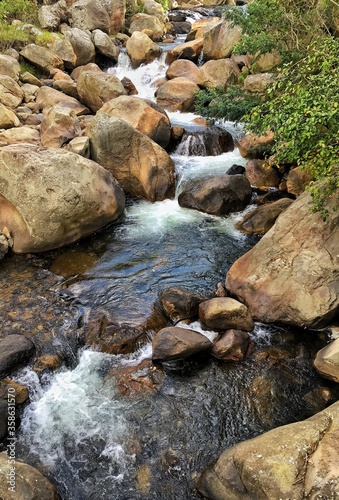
3, 34, 337, 500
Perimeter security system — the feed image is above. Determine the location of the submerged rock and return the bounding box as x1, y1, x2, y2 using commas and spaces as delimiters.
235, 198, 293, 235
198, 401, 339, 500
199, 298, 254, 332
152, 326, 211, 361
106, 360, 164, 398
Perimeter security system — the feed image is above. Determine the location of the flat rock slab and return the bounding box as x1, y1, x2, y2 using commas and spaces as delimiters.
152, 326, 212, 361
0, 334, 35, 378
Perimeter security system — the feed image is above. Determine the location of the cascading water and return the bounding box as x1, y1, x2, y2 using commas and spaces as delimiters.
9, 44, 336, 500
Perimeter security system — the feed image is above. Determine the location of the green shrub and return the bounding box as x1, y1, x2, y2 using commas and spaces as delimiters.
0, 24, 32, 51
0, 0, 38, 24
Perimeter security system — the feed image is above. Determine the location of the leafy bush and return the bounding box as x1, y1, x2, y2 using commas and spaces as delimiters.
0, 0, 38, 23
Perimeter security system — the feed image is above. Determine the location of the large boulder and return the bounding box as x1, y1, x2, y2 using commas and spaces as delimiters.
40, 105, 81, 148
126, 31, 161, 67
67, 0, 112, 32
0, 126, 40, 146
166, 59, 200, 83
198, 401, 339, 500
36, 86, 90, 115
98, 95, 171, 148
314, 338, 339, 383
20, 44, 64, 72
155, 77, 200, 112
87, 114, 175, 201
64, 28, 96, 67
111, 0, 126, 34
0, 144, 125, 253
166, 38, 203, 64
0, 76, 23, 109
286, 166, 314, 197
129, 13, 165, 41
178, 174, 252, 215
245, 159, 280, 190
52, 36, 78, 70
77, 70, 127, 112
199, 297, 254, 332
226, 190, 339, 328
0, 454, 58, 499
152, 326, 212, 361
235, 198, 293, 235
203, 20, 242, 60
0, 334, 35, 378
198, 58, 239, 89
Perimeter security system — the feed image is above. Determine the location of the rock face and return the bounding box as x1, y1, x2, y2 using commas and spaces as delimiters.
152, 326, 212, 361
211, 329, 252, 362
87, 114, 175, 201
77, 70, 127, 112
198, 59, 239, 89
198, 401, 339, 500
178, 175, 252, 216
0, 145, 125, 253
0, 454, 58, 500
155, 77, 200, 111
0, 335, 35, 378
199, 298, 254, 332
226, 190, 339, 328
235, 198, 293, 235
98, 96, 171, 148
314, 338, 339, 382
126, 31, 161, 67
160, 287, 204, 322
203, 20, 242, 60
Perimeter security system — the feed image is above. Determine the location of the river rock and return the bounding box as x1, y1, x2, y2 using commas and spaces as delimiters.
71, 63, 102, 81
36, 86, 90, 115
0, 104, 20, 129
77, 70, 127, 112
0, 334, 35, 378
152, 326, 212, 361
98, 95, 171, 148
198, 400, 339, 500
235, 198, 293, 235
0, 379, 29, 405
0, 144, 125, 253
68, 0, 112, 32
160, 287, 205, 322
172, 21, 192, 34
20, 44, 64, 72
0, 55, 20, 81
64, 28, 96, 67
166, 59, 200, 83
198, 58, 239, 89
314, 338, 339, 383
40, 105, 81, 148
129, 13, 165, 42
166, 38, 203, 64
245, 159, 280, 190
0, 454, 58, 500
226, 189, 339, 329
286, 166, 314, 196
126, 31, 162, 67
211, 329, 252, 361
203, 20, 242, 60
238, 131, 275, 159
106, 360, 164, 397
199, 298, 254, 332
92, 29, 120, 62
0, 126, 40, 146
121, 76, 138, 95
244, 73, 275, 93
178, 174, 252, 216
227, 164, 245, 175
52, 36, 78, 70
87, 114, 175, 201
155, 77, 200, 112
38, 0, 67, 30
0, 76, 23, 109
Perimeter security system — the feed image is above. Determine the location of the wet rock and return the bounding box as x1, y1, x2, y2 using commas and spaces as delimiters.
238, 131, 275, 159
203, 19, 242, 60
121, 77, 138, 95
166, 59, 200, 83
152, 326, 212, 361
129, 14, 165, 42
226, 189, 339, 329
33, 355, 63, 373
235, 198, 293, 235
199, 298, 254, 332
36, 86, 90, 116
77, 70, 127, 113
227, 164, 245, 175
135, 463, 151, 493
303, 386, 333, 415
174, 126, 234, 156
244, 73, 275, 93
198, 401, 339, 500
126, 31, 161, 68
0, 144, 125, 253
178, 174, 252, 216
98, 95, 171, 149
0, 334, 35, 378
245, 159, 280, 190
172, 21, 192, 34
160, 287, 205, 322
20, 44, 64, 73
0, 75, 23, 109
0, 104, 20, 129
198, 59, 239, 89
87, 114, 175, 202
40, 105, 81, 148
0, 454, 58, 499
211, 329, 252, 362
286, 166, 314, 197
165, 38, 203, 64
85, 311, 145, 354
106, 360, 164, 397
0, 379, 29, 405
314, 338, 339, 383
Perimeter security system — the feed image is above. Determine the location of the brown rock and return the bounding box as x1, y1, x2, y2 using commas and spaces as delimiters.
129, 13, 165, 41
314, 338, 339, 383
245, 159, 280, 190
0, 379, 29, 404
121, 77, 138, 95
155, 77, 200, 112
0, 126, 40, 146
92, 29, 120, 62
76, 70, 127, 112
106, 360, 164, 397
166, 59, 200, 83
0, 55, 20, 81
203, 20, 242, 60
36, 86, 90, 115
243, 73, 275, 93
199, 297, 254, 332
238, 131, 275, 159
0, 104, 20, 129
198, 58, 239, 89
70, 63, 102, 81
0, 75, 23, 109
235, 198, 293, 235
286, 166, 314, 196
165, 38, 203, 64
152, 326, 212, 361
160, 287, 205, 322
40, 105, 81, 148
211, 329, 252, 361
64, 28, 96, 67
126, 31, 161, 68
20, 44, 64, 72
33, 354, 63, 373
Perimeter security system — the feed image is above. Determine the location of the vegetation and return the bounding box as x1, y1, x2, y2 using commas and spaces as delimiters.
195, 0, 339, 216
0, 0, 38, 51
